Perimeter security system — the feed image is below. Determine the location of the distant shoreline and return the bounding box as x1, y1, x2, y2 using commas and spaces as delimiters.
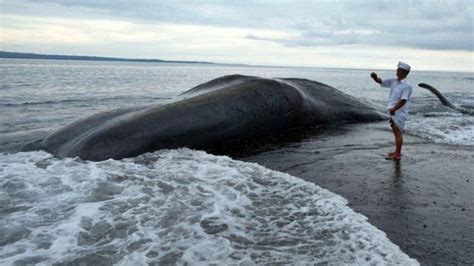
0, 51, 215, 65
1, 51, 471, 74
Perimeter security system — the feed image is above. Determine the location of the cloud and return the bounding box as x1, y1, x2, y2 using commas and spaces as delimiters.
247, 28, 472, 51
241, 0, 474, 51
246, 28, 381, 48
2, 0, 472, 52
0, 0, 472, 71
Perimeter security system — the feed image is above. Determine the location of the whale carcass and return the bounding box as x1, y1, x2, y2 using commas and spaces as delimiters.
26, 75, 387, 160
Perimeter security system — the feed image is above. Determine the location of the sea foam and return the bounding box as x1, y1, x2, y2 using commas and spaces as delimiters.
407, 113, 474, 145
0, 149, 418, 265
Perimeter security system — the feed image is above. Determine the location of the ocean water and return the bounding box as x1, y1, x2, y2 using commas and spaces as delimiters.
1, 59, 472, 151
0, 59, 472, 264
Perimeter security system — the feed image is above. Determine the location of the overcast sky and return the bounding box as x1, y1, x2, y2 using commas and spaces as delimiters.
1, 0, 473, 71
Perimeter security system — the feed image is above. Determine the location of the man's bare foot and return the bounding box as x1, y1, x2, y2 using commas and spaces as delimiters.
385, 153, 402, 160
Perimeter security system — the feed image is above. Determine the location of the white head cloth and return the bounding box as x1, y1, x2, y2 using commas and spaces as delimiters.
398, 61, 411, 71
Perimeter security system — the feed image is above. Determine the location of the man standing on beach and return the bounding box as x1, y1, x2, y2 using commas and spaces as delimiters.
370, 62, 413, 160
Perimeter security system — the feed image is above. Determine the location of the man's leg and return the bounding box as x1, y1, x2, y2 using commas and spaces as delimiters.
391, 123, 403, 156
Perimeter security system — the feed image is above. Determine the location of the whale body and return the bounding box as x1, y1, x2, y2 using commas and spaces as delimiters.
26, 75, 387, 161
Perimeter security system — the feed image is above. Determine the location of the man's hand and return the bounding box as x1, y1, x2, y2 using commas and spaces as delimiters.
371, 72, 382, 84
389, 100, 406, 116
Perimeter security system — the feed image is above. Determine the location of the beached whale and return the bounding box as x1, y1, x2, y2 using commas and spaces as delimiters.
418, 83, 474, 115
24, 75, 387, 161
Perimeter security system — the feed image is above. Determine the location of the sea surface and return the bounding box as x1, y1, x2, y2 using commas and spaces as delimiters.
1, 59, 472, 264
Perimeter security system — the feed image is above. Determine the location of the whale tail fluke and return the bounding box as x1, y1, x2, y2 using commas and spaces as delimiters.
418, 83, 474, 115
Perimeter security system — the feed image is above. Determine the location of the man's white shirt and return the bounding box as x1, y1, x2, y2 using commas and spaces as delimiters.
381, 78, 413, 118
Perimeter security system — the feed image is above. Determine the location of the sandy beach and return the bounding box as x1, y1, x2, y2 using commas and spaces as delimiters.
235, 122, 474, 265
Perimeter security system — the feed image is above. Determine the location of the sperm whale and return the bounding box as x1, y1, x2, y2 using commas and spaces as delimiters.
25, 75, 387, 161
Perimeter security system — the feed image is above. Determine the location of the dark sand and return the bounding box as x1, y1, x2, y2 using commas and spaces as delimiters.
234, 122, 473, 265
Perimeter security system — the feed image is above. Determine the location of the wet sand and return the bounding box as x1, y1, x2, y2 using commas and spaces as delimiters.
235, 122, 474, 265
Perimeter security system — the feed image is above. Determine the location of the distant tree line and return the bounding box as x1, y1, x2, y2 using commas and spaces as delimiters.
0, 51, 213, 64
